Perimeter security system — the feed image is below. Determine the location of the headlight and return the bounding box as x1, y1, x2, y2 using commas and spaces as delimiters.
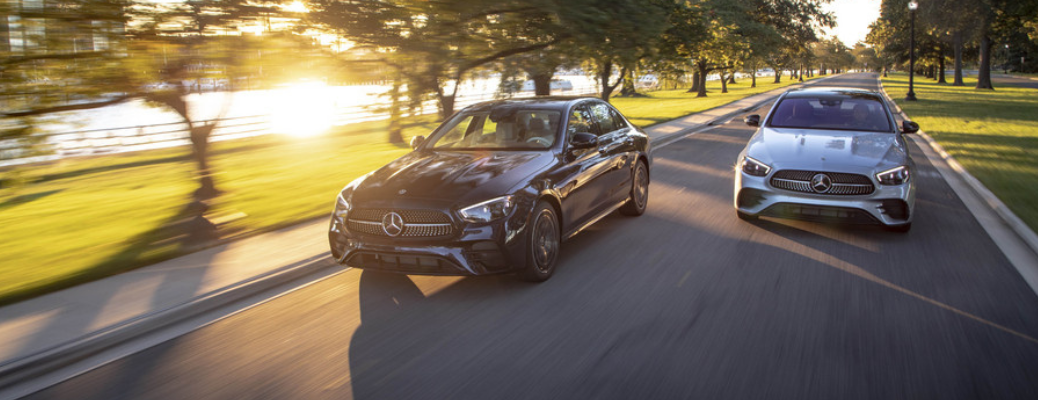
876, 166, 910, 186
333, 192, 351, 221
459, 195, 515, 223
741, 156, 771, 177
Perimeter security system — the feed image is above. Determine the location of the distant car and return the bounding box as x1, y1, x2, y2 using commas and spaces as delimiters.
521, 79, 574, 92
329, 97, 651, 281
734, 87, 920, 232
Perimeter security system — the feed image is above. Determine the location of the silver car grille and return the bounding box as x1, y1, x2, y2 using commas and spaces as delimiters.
347, 209, 453, 238
770, 170, 875, 196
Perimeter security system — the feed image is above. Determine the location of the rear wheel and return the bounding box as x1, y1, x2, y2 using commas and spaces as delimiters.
518, 202, 560, 282
620, 160, 649, 216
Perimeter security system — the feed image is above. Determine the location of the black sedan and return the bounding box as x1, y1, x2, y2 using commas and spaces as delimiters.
328, 97, 651, 281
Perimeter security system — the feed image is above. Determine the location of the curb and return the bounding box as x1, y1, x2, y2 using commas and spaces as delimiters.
876, 76, 1038, 262
0, 253, 338, 395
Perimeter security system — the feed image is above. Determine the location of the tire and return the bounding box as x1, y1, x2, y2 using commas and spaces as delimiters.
886, 222, 911, 233
619, 160, 649, 216
737, 210, 758, 221
518, 201, 561, 282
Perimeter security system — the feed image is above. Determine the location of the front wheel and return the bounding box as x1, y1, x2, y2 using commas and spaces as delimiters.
518, 202, 561, 282
620, 160, 649, 216
885, 222, 911, 233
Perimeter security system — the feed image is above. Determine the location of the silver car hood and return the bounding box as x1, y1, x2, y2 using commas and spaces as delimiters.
745, 127, 909, 172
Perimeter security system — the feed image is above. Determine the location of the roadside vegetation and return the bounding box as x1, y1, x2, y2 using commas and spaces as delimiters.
0, 75, 820, 305
883, 72, 1038, 231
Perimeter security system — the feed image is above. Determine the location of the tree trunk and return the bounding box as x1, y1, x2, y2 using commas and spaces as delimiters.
728, 72, 736, 85
437, 94, 455, 120
773, 65, 781, 83
388, 79, 404, 144
598, 61, 624, 101
976, 35, 994, 90
938, 45, 947, 84
619, 67, 638, 96
696, 61, 709, 98
720, 70, 729, 93
798, 65, 804, 82
953, 31, 965, 86
688, 69, 700, 93
751, 68, 757, 88
189, 123, 219, 200
532, 73, 552, 96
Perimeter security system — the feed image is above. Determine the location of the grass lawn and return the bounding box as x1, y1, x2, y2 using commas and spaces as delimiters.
882, 72, 1038, 232
612, 73, 823, 128
0, 73, 823, 305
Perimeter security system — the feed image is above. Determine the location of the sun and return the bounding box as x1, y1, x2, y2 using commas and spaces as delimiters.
270, 81, 336, 138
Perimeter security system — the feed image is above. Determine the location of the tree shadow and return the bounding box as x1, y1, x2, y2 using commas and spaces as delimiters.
0, 189, 63, 212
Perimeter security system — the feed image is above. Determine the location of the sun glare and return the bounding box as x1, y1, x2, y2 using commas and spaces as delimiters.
285, 1, 308, 13
271, 81, 336, 138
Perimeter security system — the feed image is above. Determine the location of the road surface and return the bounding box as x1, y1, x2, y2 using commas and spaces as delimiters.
25, 73, 1038, 400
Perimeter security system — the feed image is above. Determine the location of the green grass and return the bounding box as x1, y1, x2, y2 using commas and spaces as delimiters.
0, 116, 439, 305
612, 73, 823, 128
0, 74, 825, 305
883, 72, 1038, 232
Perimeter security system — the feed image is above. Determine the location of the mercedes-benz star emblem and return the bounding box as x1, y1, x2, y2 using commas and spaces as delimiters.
381, 212, 405, 237
811, 173, 833, 193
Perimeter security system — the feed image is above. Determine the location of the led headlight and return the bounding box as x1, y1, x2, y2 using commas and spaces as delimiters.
741, 156, 772, 177
459, 195, 515, 223
333, 192, 351, 222
876, 166, 910, 186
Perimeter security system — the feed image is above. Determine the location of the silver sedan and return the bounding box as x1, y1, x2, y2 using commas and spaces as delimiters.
733, 87, 920, 232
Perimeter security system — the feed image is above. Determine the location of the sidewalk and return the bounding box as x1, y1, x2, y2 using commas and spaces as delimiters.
0, 74, 836, 392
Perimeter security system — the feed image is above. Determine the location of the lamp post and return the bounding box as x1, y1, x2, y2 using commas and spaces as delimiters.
906, 1, 918, 101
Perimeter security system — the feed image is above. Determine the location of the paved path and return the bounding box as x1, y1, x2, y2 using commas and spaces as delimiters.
17, 74, 1038, 399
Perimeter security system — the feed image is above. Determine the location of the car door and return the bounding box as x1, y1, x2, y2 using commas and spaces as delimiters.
587, 101, 634, 206
553, 102, 619, 232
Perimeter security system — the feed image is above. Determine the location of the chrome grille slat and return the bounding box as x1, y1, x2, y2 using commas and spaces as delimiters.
347, 209, 454, 238
770, 170, 875, 196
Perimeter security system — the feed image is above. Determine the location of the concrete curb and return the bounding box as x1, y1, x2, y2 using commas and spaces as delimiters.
876, 76, 1038, 277
0, 253, 337, 394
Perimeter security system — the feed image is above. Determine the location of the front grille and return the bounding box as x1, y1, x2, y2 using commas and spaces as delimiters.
345, 252, 464, 274
770, 170, 874, 195
347, 209, 453, 238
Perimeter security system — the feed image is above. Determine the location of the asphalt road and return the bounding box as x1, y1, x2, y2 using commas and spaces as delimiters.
25, 74, 1038, 400
993, 74, 1038, 90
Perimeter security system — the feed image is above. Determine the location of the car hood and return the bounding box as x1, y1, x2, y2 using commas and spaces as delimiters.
351, 150, 553, 205
745, 127, 908, 171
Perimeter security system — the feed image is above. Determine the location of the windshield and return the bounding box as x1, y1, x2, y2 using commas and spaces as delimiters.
768, 95, 893, 133
428, 109, 561, 150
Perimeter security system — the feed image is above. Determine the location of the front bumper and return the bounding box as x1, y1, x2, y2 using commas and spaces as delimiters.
328, 214, 529, 276
734, 170, 915, 226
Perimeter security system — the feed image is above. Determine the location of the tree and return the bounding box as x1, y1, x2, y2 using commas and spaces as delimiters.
307, 0, 564, 119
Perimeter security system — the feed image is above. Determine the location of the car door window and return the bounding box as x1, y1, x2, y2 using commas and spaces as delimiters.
567, 104, 597, 137
589, 102, 619, 134
610, 108, 629, 130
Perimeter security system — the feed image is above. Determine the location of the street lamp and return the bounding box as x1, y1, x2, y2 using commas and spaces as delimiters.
906, 0, 918, 101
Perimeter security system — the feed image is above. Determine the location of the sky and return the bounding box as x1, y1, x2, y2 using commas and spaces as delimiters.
822, 0, 883, 47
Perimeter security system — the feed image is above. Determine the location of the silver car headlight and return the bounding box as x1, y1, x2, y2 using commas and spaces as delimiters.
876, 166, 910, 186
741, 156, 772, 177
459, 195, 515, 223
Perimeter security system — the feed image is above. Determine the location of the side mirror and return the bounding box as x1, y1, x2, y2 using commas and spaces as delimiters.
744, 114, 761, 127
901, 120, 919, 134
569, 132, 598, 150
410, 135, 426, 150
